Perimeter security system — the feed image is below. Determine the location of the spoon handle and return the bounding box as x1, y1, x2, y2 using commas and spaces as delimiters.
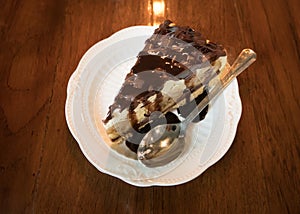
184, 49, 257, 125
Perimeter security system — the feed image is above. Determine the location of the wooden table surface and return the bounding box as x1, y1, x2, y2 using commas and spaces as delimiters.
1, 0, 299, 213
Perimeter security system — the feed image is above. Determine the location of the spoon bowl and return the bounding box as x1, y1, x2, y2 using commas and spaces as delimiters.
138, 123, 183, 167
137, 49, 257, 167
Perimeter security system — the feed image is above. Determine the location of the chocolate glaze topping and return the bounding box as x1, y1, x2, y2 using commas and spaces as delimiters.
103, 20, 226, 153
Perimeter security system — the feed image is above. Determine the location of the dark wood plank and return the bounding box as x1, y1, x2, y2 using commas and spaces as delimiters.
0, 0, 66, 212
0, 0, 299, 213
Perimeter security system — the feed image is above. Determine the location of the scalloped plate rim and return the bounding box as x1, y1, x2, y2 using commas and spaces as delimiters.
65, 25, 242, 187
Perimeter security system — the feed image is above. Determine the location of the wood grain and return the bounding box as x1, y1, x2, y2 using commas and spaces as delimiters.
0, 0, 299, 213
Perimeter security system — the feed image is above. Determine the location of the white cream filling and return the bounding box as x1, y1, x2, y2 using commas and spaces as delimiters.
161, 79, 186, 101
105, 56, 227, 148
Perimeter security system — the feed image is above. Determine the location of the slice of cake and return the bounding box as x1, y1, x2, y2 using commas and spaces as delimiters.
103, 20, 227, 158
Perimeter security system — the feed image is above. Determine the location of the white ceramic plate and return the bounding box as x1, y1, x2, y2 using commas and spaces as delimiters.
65, 26, 242, 187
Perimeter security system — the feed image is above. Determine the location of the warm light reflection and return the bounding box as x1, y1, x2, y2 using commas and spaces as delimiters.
160, 138, 169, 148
153, 0, 165, 16
148, 0, 166, 26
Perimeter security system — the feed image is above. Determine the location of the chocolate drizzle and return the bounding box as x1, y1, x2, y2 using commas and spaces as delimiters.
153, 20, 226, 62
103, 20, 226, 153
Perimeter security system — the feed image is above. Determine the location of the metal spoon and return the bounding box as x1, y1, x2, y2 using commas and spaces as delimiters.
137, 49, 257, 167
